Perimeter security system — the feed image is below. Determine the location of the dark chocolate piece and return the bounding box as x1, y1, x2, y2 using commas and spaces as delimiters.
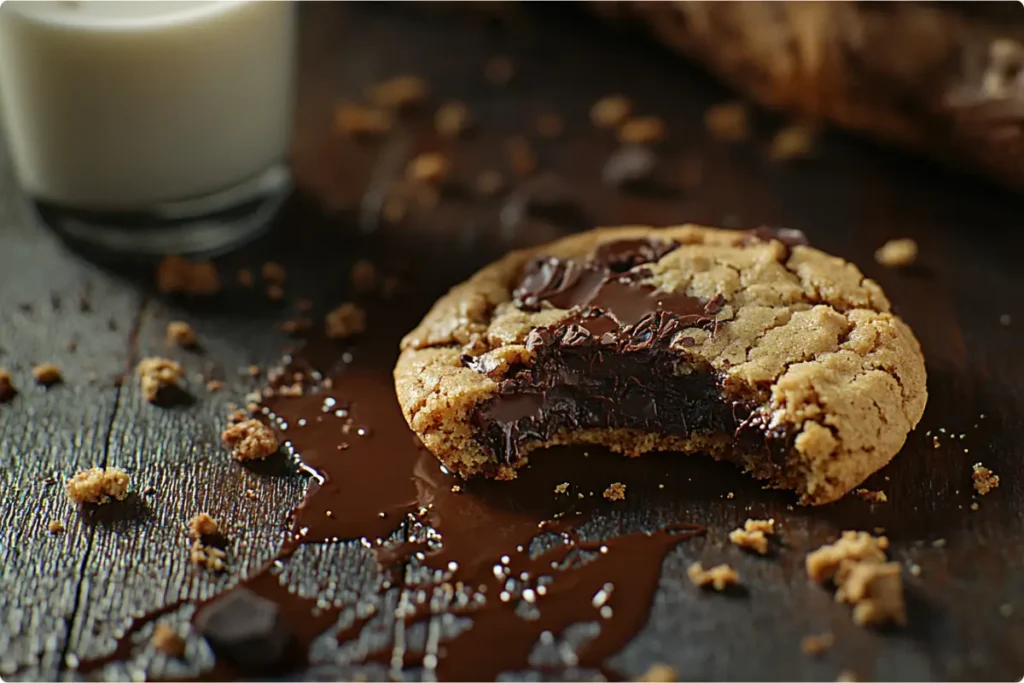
194, 588, 294, 672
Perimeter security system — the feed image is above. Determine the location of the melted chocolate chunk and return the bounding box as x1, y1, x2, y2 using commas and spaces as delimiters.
745, 225, 809, 250
194, 588, 295, 673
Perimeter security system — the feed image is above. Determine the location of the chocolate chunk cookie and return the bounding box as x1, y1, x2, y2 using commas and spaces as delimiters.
395, 225, 927, 505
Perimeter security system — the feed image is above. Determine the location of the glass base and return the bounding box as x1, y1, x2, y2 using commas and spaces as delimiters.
34, 163, 291, 259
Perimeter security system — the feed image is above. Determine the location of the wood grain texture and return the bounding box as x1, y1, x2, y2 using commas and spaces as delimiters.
2, 3, 1023, 681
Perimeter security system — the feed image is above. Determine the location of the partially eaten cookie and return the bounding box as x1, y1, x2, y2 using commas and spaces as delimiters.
395, 225, 927, 504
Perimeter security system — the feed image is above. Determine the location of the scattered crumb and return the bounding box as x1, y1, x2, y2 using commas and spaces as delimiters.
874, 238, 918, 268
325, 303, 366, 339
295, 298, 313, 312
137, 357, 184, 403
483, 55, 515, 85
266, 284, 284, 301
32, 363, 62, 386
150, 624, 185, 658
188, 512, 219, 540
854, 488, 889, 504
367, 75, 429, 110
205, 380, 222, 392
970, 501, 980, 512
450, 485, 462, 493
835, 561, 907, 627
932, 538, 947, 548
972, 462, 1000, 495
189, 540, 227, 572
48, 520, 65, 535
554, 482, 570, 495
262, 262, 286, 284
351, 260, 377, 293
603, 482, 626, 501
768, 123, 816, 161
836, 670, 858, 683
435, 101, 472, 138
535, 112, 565, 139
475, 170, 505, 197
636, 663, 677, 682
591, 94, 633, 129
704, 102, 749, 142
222, 419, 279, 462
334, 102, 393, 137
166, 321, 197, 347
0, 369, 16, 402
236, 268, 253, 287
909, 563, 922, 577
800, 632, 834, 656
66, 467, 130, 504
726, 492, 734, 500
744, 518, 775, 535
729, 528, 769, 555
806, 531, 889, 583
156, 256, 220, 296
1000, 313, 1011, 326
227, 409, 247, 424
406, 152, 450, 185
688, 562, 739, 591
618, 116, 666, 144
506, 136, 537, 177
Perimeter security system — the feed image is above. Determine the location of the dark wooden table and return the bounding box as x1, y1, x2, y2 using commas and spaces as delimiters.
2, 4, 1022, 681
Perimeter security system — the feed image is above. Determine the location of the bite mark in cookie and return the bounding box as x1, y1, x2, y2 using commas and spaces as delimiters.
395, 225, 927, 505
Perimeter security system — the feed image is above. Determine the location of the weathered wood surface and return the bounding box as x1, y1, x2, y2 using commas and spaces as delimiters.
1, 4, 1022, 681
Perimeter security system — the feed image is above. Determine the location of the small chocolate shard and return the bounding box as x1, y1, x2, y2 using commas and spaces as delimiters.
194, 588, 294, 672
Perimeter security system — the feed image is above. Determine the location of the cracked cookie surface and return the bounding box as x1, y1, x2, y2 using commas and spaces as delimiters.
394, 224, 927, 504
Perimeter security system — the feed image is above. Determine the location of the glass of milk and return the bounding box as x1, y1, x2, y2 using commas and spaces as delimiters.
0, 1, 296, 257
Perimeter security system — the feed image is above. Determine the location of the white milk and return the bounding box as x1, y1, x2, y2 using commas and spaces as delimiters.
0, 1, 296, 210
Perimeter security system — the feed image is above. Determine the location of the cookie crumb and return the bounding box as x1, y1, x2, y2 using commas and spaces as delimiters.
475, 170, 505, 197
932, 538, 947, 548
591, 94, 633, 129
806, 531, 889, 583
636, 663, 677, 682
972, 462, 999, 495
334, 102, 393, 137
0, 369, 17, 402
262, 262, 286, 284
205, 380, 222, 393
156, 256, 220, 296
279, 318, 313, 337
367, 75, 428, 110
704, 102, 749, 142
484, 55, 515, 85
875, 238, 918, 268
618, 116, 666, 144
227, 408, 248, 425
137, 357, 184, 403
325, 303, 366, 339
221, 419, 279, 462
970, 501, 980, 511
768, 123, 816, 161
688, 562, 739, 591
835, 561, 907, 627
237, 268, 253, 287
554, 482, 570, 495
188, 512, 219, 540
189, 540, 227, 572
854, 488, 889, 504
48, 520, 65, 535
603, 482, 626, 501
909, 563, 922, 577
32, 363, 62, 386
166, 321, 197, 347
66, 467, 130, 504
296, 298, 313, 312
351, 260, 378, 293
266, 284, 285, 301
506, 136, 537, 178
800, 632, 834, 656
726, 492, 734, 500
744, 518, 775, 535
150, 624, 185, 658
728, 528, 769, 555
535, 112, 565, 139
435, 101, 472, 138
407, 152, 450, 186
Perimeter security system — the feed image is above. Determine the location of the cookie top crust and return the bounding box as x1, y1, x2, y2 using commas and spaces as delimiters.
396, 224, 927, 504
